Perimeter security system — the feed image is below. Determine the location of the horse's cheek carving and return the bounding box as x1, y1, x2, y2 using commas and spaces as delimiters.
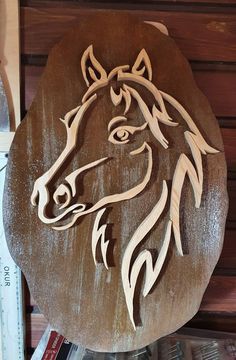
30, 45, 219, 330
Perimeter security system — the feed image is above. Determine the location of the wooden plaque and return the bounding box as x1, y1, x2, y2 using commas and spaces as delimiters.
4, 13, 228, 352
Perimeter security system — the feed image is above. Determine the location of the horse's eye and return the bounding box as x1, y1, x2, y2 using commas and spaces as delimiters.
108, 123, 148, 145
108, 126, 132, 144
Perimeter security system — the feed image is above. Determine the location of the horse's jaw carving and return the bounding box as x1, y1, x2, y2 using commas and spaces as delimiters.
31, 136, 153, 230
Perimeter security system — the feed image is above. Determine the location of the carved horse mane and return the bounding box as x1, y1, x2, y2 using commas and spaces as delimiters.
31, 45, 218, 329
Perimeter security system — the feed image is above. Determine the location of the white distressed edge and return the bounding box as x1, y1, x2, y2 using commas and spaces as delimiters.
0, 132, 15, 152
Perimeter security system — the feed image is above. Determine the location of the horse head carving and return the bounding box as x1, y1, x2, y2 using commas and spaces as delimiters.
31, 45, 218, 328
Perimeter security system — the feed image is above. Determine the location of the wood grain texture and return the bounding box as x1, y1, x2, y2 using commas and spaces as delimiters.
228, 180, 236, 223
22, 0, 236, 7
22, 227, 236, 301
27, 312, 236, 349
218, 118, 236, 128
187, 312, 236, 333
26, 313, 48, 349
201, 276, 236, 311
194, 72, 236, 118
222, 129, 236, 178
21, 6, 236, 61
25, 275, 236, 348
217, 229, 236, 269
5, 14, 228, 351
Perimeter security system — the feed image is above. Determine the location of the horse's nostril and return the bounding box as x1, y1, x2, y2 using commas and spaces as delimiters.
57, 194, 67, 204
53, 184, 72, 209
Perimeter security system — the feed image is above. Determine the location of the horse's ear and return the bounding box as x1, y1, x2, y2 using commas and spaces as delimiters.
81, 45, 107, 87
132, 49, 152, 81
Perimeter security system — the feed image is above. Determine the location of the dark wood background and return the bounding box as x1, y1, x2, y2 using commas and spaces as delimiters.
20, 0, 236, 357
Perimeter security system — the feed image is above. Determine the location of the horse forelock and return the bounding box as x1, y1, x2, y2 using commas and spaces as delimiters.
81, 67, 182, 151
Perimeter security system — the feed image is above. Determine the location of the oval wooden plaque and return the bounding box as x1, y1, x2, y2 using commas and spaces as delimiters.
4, 13, 228, 352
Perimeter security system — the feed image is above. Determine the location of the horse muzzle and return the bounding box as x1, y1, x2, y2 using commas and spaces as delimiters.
30, 156, 110, 228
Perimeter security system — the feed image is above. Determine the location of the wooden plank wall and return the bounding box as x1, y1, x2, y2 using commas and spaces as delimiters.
20, 0, 236, 356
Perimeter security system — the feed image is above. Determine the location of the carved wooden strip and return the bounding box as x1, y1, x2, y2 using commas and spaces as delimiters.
122, 182, 170, 329
22, 0, 236, 8
21, 7, 236, 61
22, 66, 236, 119
92, 208, 109, 269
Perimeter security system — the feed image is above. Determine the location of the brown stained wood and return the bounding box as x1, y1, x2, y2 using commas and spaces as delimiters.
187, 313, 236, 333
23, 229, 236, 311
218, 118, 236, 128
26, 313, 48, 349
23, 65, 41, 111
221, 128, 236, 172
228, 180, 236, 223
21, 7, 236, 61
23, 66, 236, 118
201, 276, 236, 312
5, 14, 228, 351
25, 274, 236, 349
24, 229, 236, 304
27, 312, 236, 349
24, 279, 37, 309
20, 2, 236, 355
26, 275, 236, 348
217, 229, 236, 269
157, 0, 236, 3
22, 0, 236, 7
23, 228, 236, 299
194, 72, 236, 118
